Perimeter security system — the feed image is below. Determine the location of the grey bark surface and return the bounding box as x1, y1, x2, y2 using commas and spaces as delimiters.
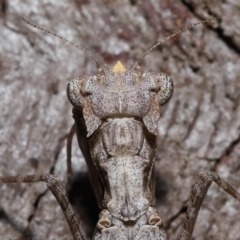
0, 0, 239, 240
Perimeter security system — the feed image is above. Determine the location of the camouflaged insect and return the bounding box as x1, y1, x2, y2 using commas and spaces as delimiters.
1, 17, 240, 240
67, 61, 173, 239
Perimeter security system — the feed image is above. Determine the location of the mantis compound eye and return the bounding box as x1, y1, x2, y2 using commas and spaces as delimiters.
67, 77, 85, 109
156, 73, 173, 105
145, 72, 174, 106
67, 75, 98, 109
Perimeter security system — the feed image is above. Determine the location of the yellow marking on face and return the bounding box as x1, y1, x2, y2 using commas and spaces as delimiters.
112, 61, 126, 73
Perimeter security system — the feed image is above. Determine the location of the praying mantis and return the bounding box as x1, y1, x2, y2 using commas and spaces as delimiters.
0, 5, 238, 239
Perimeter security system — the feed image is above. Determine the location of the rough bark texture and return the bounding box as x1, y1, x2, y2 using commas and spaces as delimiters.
0, 0, 239, 240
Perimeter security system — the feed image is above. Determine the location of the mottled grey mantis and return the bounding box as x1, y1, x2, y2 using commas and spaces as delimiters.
0, 17, 240, 240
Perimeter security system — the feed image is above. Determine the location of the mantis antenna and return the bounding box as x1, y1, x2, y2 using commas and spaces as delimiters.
22, 18, 101, 69
137, 17, 218, 66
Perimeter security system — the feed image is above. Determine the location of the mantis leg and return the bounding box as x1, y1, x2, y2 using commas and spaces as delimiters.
176, 171, 240, 240
66, 123, 76, 191
0, 174, 87, 240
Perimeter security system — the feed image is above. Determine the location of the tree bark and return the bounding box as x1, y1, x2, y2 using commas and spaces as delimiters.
0, 0, 240, 239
